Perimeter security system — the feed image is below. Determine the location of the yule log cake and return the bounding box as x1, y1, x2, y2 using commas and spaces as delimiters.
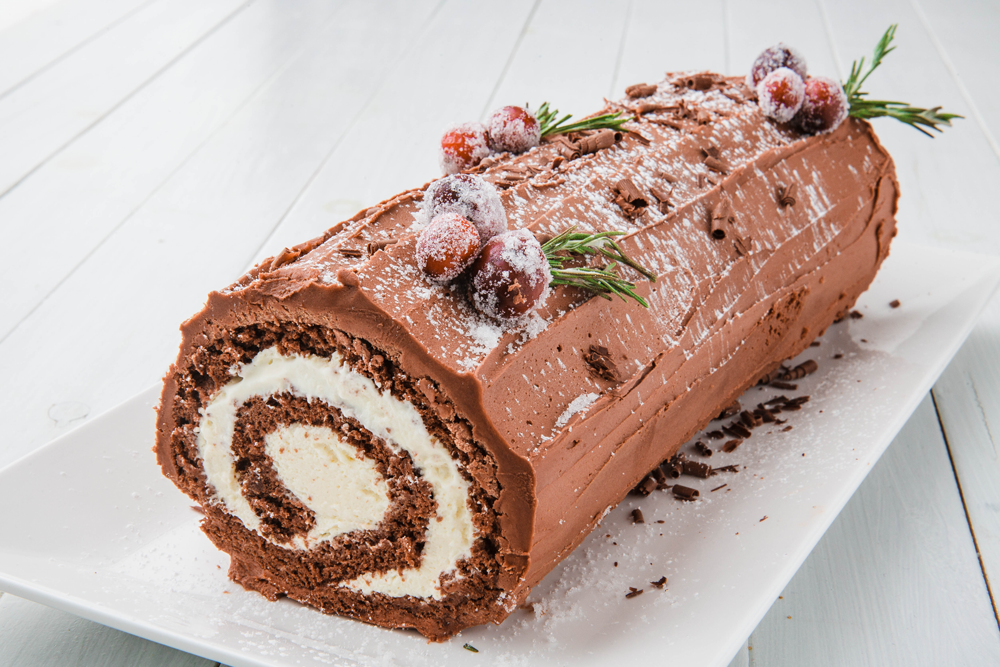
155, 30, 959, 640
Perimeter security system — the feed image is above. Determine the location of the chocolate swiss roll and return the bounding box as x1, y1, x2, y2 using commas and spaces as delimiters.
156, 71, 897, 640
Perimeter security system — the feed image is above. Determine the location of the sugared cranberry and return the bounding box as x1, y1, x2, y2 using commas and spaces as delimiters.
416, 213, 481, 283
793, 76, 849, 135
486, 106, 541, 154
747, 43, 808, 89
470, 229, 551, 320
439, 122, 490, 175
757, 67, 805, 123
425, 173, 507, 243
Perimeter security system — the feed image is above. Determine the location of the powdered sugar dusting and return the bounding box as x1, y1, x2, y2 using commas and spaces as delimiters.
555, 393, 600, 428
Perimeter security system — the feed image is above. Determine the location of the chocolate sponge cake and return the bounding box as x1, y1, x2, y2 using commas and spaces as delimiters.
155, 70, 898, 640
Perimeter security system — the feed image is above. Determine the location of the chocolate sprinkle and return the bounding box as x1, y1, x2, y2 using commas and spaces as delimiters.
631, 508, 645, 524
890, 299, 901, 308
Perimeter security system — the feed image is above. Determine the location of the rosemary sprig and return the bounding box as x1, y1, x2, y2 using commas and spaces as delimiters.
843, 24, 961, 136
534, 101, 633, 138
542, 226, 657, 307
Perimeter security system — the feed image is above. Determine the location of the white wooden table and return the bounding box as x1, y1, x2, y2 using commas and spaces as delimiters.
2, 0, 999, 664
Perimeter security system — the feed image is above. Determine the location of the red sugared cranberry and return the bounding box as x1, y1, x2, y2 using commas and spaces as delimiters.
793, 76, 849, 135
439, 122, 490, 175
425, 173, 507, 243
757, 67, 805, 123
486, 106, 541, 154
416, 213, 481, 283
470, 229, 551, 320
747, 44, 808, 89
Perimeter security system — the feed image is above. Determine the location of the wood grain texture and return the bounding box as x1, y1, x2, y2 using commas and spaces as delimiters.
747, 398, 1000, 665
0, 0, 348, 342
0, 595, 217, 666
0, 0, 151, 96
0, 0, 249, 197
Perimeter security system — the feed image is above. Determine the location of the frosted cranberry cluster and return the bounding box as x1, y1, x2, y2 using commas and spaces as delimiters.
416, 174, 550, 321
748, 44, 849, 134
439, 106, 541, 175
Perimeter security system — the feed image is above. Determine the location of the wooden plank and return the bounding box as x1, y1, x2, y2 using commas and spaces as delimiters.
0, 0, 151, 96
0, 0, 353, 343
932, 302, 1000, 620
819, 0, 1000, 635
0, 0, 250, 198
0, 595, 215, 666
911, 0, 1000, 160
747, 397, 1000, 665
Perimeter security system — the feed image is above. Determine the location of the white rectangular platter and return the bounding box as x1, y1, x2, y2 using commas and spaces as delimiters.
0, 242, 998, 667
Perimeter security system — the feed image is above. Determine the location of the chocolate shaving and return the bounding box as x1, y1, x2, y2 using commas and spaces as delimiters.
695, 108, 713, 124
704, 155, 729, 173
626, 587, 644, 599
577, 129, 621, 155
781, 359, 819, 381
716, 400, 740, 420
663, 455, 684, 479
682, 460, 712, 479
268, 247, 301, 271
338, 248, 365, 258
706, 430, 724, 440
723, 422, 752, 439
722, 439, 742, 453
701, 144, 721, 160
657, 170, 678, 183
672, 484, 700, 501
710, 484, 727, 492
695, 441, 713, 457
733, 235, 752, 256
770, 381, 798, 390
584, 345, 621, 382
850, 310, 864, 319
709, 195, 731, 239
713, 465, 739, 474
625, 130, 651, 146
777, 183, 797, 207
366, 238, 398, 256
697, 173, 707, 188
686, 74, 713, 90
633, 475, 657, 496
635, 102, 679, 114
833, 353, 844, 359
626, 83, 658, 98
810, 341, 821, 347
614, 177, 648, 218
890, 299, 901, 308
782, 425, 793, 432
631, 508, 645, 524
740, 410, 763, 429
651, 576, 667, 588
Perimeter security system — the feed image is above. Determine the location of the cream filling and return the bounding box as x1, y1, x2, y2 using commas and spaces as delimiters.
196, 346, 475, 600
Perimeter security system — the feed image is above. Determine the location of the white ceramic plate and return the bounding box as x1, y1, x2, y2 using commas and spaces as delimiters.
1, 243, 998, 667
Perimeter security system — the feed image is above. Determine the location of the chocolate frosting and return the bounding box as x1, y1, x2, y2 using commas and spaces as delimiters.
156, 71, 898, 637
